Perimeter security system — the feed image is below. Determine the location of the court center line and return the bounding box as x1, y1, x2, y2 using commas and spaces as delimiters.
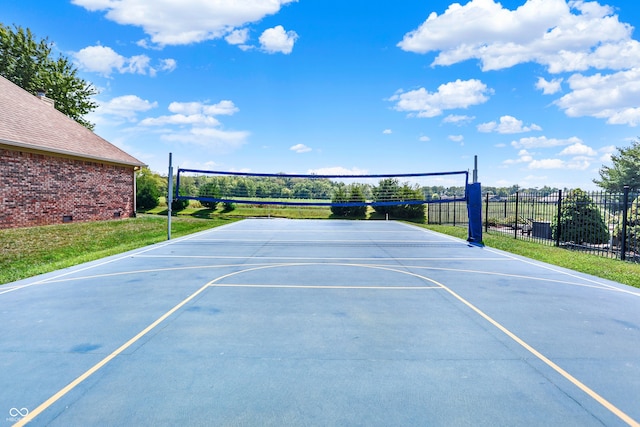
213, 283, 443, 290
12, 260, 639, 426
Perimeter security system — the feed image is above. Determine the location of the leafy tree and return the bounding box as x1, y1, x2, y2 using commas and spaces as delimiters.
330, 185, 349, 217
372, 179, 425, 220
613, 195, 640, 254
392, 183, 426, 220
0, 24, 98, 130
552, 189, 609, 244
347, 185, 367, 217
198, 181, 221, 209
136, 168, 161, 210
372, 178, 400, 216
331, 184, 367, 217
594, 139, 640, 191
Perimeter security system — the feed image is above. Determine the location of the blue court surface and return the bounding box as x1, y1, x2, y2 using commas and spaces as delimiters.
2, 219, 640, 426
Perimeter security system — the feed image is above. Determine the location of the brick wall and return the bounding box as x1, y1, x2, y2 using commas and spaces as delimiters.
1, 148, 136, 229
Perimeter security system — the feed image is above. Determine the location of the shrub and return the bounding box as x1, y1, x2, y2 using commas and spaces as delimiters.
613, 195, 640, 252
331, 185, 366, 217
171, 198, 190, 212
552, 189, 609, 244
136, 173, 160, 210
198, 181, 221, 209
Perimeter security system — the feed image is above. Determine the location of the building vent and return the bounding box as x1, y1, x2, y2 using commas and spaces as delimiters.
62, 215, 73, 223
36, 89, 55, 107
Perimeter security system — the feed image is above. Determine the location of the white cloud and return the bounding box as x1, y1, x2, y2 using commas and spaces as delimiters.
559, 142, 597, 156
477, 115, 542, 134
511, 135, 582, 149
448, 134, 464, 142
419, 136, 431, 142
503, 149, 533, 165
555, 68, 640, 126
71, 0, 297, 46
389, 79, 492, 118
259, 25, 298, 54
159, 58, 177, 72
290, 143, 312, 153
161, 127, 249, 150
528, 158, 566, 169
306, 166, 369, 176
135, 99, 249, 150
382, 129, 392, 134
96, 95, 158, 120
397, 0, 640, 73
442, 114, 475, 125
73, 45, 176, 76
536, 77, 563, 95
140, 114, 221, 127
598, 145, 617, 162
225, 28, 250, 45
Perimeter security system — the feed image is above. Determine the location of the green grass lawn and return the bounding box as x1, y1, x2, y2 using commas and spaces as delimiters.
2, 210, 639, 289
0, 215, 238, 285
417, 224, 640, 289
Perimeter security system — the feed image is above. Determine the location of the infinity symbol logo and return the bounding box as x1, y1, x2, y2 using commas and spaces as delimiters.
9, 407, 29, 417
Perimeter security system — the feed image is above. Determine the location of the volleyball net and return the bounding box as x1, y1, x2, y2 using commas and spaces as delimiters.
174, 168, 482, 243
175, 168, 469, 206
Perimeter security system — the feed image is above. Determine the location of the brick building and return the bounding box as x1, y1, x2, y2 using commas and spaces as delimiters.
0, 75, 145, 229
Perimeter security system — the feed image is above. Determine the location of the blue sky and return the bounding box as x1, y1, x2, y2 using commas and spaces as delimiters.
4, 0, 640, 190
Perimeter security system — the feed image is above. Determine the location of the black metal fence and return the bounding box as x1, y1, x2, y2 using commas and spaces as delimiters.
427, 187, 640, 263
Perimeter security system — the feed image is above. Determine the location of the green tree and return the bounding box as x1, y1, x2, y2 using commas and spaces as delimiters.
0, 24, 98, 130
330, 185, 349, 217
136, 168, 161, 210
594, 139, 640, 191
198, 181, 221, 209
613, 195, 640, 254
372, 178, 400, 216
347, 185, 367, 217
331, 184, 367, 218
552, 189, 609, 244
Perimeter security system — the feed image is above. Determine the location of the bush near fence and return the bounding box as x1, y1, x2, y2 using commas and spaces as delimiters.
427, 187, 640, 263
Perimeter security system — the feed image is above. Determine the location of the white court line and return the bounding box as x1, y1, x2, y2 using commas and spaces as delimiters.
401, 222, 640, 296
185, 238, 466, 244
10, 261, 640, 426
0, 221, 240, 296
213, 283, 443, 290
134, 254, 511, 261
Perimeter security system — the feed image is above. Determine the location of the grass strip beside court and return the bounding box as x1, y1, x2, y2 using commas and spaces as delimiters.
419, 224, 640, 289
0, 215, 238, 284
1, 215, 639, 289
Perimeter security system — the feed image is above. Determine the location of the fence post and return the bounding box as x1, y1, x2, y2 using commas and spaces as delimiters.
453, 201, 457, 226
514, 191, 519, 239
555, 189, 562, 247
485, 193, 489, 232
620, 186, 630, 261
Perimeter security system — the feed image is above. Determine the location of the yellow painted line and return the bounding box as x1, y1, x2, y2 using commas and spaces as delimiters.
16, 262, 639, 426
14, 280, 212, 426
14, 264, 290, 426
440, 284, 640, 427
328, 263, 640, 426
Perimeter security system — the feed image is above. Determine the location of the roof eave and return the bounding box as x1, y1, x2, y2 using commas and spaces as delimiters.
0, 138, 146, 168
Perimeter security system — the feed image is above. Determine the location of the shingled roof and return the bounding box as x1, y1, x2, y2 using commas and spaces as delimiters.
0, 75, 145, 167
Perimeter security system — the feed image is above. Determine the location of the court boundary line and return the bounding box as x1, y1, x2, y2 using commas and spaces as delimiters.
16, 262, 639, 426
400, 222, 640, 296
